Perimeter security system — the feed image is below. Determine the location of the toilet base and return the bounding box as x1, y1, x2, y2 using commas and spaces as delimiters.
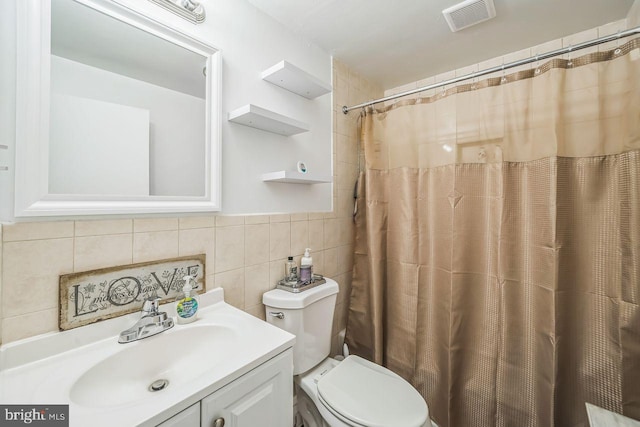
296, 384, 328, 427
295, 358, 353, 427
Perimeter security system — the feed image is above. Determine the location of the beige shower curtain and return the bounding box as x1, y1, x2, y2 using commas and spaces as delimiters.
346, 39, 640, 427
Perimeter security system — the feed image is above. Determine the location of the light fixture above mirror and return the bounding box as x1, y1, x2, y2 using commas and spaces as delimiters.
148, 0, 206, 24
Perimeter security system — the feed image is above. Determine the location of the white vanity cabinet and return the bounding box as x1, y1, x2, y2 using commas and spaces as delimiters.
201, 349, 293, 427
156, 349, 293, 427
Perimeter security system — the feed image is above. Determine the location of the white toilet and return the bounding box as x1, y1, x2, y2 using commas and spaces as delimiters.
263, 278, 434, 427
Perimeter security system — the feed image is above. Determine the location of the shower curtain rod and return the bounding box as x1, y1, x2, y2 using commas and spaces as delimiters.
342, 25, 640, 114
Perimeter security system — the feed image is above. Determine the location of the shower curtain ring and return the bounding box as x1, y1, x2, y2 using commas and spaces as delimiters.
567, 45, 574, 68
500, 63, 507, 84
614, 30, 623, 55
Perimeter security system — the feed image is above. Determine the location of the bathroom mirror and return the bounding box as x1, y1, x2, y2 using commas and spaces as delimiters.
14, 0, 221, 217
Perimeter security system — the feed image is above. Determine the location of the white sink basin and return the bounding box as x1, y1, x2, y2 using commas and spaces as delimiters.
0, 289, 296, 427
69, 324, 237, 408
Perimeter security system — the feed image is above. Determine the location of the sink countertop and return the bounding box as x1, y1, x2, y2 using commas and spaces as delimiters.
0, 288, 296, 427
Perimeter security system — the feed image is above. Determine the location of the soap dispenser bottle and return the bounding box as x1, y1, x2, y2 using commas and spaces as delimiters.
300, 248, 313, 284
176, 275, 199, 324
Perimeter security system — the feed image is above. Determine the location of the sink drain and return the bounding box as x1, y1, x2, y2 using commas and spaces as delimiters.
148, 379, 169, 392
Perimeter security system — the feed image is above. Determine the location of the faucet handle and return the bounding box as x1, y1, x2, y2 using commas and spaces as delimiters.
142, 296, 161, 314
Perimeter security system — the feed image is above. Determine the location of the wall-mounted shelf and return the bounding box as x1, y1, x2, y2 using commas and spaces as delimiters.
261, 61, 332, 100
262, 171, 332, 184
228, 104, 310, 136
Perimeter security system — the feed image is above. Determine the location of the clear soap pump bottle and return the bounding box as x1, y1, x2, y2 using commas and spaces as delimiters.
176, 275, 199, 324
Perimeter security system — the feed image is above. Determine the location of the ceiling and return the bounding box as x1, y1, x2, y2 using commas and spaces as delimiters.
246, 0, 635, 89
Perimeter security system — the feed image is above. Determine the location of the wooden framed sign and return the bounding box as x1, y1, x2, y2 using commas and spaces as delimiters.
59, 255, 206, 330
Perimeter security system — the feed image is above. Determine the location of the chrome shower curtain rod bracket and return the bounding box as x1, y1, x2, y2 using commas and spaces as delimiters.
342, 25, 640, 114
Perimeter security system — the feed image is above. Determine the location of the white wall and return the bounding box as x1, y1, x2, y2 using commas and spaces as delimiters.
51, 55, 205, 197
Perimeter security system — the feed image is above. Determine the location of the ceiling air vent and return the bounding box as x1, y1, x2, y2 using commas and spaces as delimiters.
442, 0, 496, 32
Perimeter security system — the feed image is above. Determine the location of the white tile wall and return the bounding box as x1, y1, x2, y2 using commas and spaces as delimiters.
0, 59, 384, 350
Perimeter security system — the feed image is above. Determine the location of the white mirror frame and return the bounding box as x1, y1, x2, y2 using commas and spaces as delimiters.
14, 0, 222, 217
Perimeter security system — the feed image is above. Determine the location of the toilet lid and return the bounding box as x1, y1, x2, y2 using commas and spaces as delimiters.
316, 355, 428, 427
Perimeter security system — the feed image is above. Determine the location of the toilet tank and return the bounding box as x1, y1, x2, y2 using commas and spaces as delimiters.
263, 279, 339, 375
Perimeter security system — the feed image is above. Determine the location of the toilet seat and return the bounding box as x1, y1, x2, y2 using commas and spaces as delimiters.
316, 355, 428, 427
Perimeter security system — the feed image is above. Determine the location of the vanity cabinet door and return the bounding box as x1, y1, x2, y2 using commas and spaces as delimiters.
157, 402, 200, 427
201, 349, 293, 427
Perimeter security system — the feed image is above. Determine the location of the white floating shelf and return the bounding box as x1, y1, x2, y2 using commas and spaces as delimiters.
228, 104, 309, 136
262, 171, 332, 184
262, 61, 332, 100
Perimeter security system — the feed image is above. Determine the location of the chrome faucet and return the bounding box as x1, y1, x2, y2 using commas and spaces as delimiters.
118, 297, 174, 344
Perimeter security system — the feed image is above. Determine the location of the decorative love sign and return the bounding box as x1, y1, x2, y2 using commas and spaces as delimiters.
59, 255, 206, 330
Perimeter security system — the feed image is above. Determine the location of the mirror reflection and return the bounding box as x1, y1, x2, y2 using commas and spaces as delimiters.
49, 0, 208, 197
